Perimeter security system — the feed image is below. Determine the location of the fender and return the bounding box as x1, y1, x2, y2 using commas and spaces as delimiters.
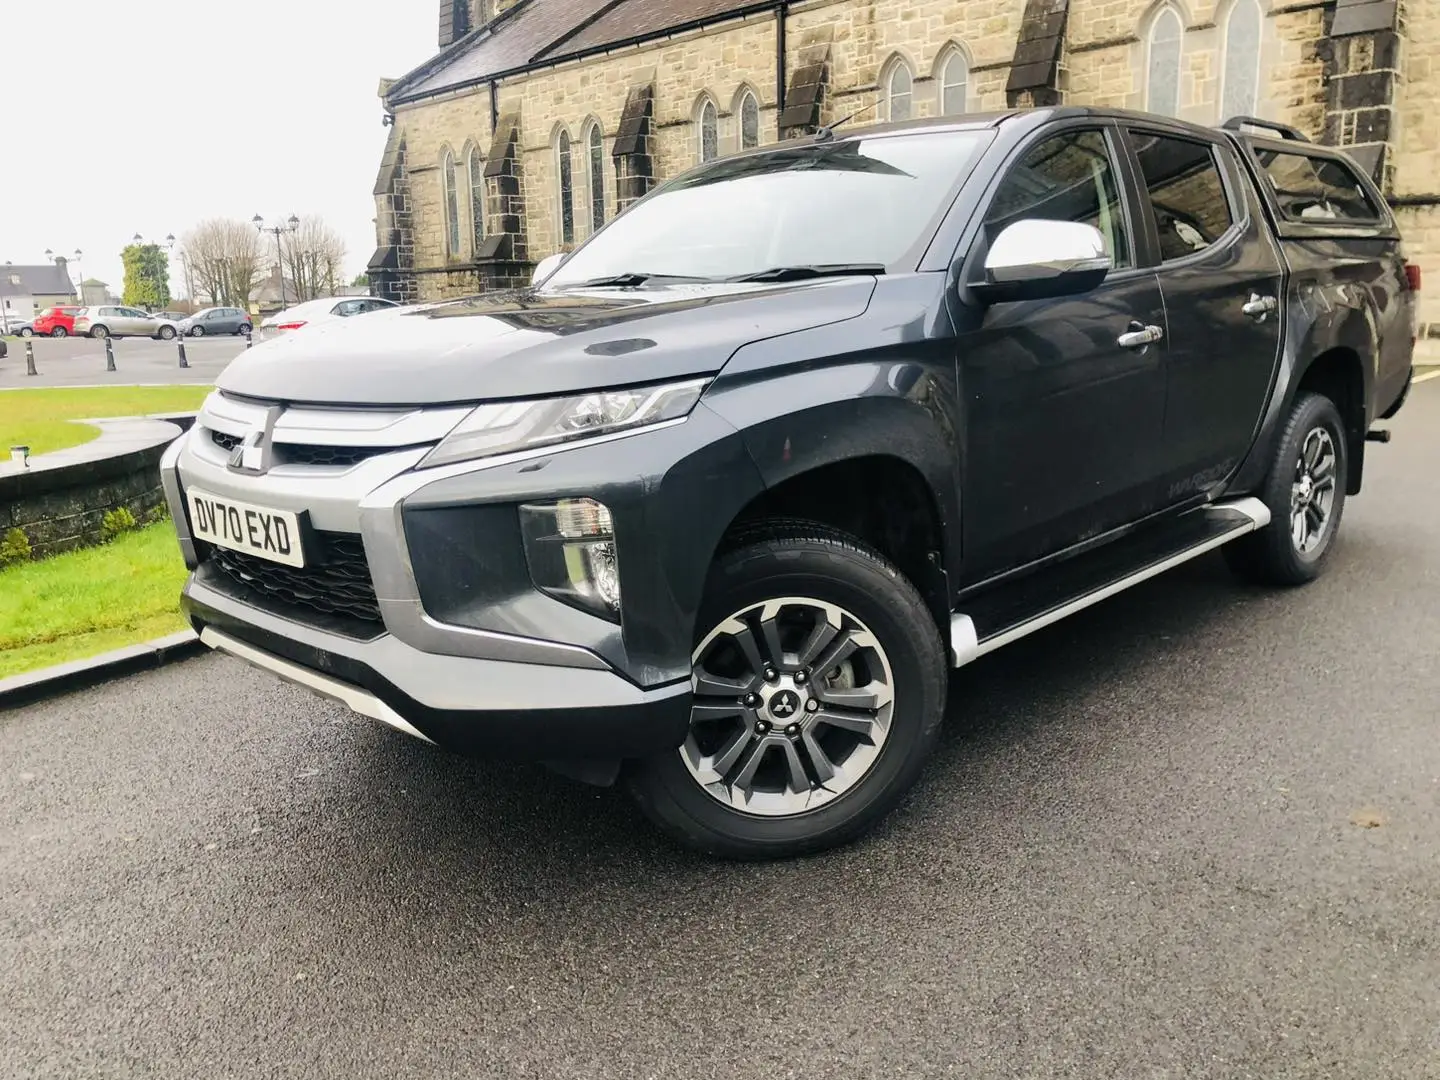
1227, 263, 1378, 497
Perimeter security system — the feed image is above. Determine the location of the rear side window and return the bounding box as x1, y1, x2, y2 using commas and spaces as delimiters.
1127, 132, 1236, 262
1254, 150, 1380, 223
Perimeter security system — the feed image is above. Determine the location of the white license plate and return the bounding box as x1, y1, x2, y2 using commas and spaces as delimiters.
187, 489, 305, 567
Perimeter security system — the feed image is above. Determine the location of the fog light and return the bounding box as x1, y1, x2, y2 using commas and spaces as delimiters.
519, 498, 622, 621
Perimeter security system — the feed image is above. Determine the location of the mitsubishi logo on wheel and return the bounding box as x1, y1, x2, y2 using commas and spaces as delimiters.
769, 690, 800, 719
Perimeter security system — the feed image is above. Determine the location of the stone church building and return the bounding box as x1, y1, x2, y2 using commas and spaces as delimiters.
369, 0, 1436, 355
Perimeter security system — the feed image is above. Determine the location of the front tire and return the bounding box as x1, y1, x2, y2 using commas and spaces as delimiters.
51, 326, 67, 338
1225, 391, 1347, 586
19, 327, 33, 338
627, 524, 947, 859
189, 325, 205, 337
158, 325, 175, 340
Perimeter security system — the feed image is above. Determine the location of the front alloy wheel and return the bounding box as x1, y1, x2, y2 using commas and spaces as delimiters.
628, 525, 946, 859
684, 597, 895, 816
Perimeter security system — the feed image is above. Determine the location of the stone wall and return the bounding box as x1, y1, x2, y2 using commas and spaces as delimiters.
1392, 0, 1440, 357
1, 419, 187, 561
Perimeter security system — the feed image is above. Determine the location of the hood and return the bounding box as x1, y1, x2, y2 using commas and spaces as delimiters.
215, 278, 876, 406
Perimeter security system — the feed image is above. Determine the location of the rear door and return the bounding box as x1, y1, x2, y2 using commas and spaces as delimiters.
1120, 126, 1284, 502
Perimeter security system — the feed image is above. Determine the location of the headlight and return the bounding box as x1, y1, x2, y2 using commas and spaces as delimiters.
419, 378, 708, 469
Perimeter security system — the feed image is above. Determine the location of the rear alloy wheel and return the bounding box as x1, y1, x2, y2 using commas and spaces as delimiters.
51, 326, 67, 338
90, 325, 109, 340
19, 327, 33, 338
158, 324, 175, 340
628, 525, 946, 859
1225, 391, 1347, 586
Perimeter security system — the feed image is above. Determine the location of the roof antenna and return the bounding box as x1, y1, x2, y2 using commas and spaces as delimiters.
814, 98, 882, 142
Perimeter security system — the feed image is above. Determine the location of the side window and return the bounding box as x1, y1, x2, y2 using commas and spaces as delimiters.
1128, 132, 1235, 261
983, 129, 1132, 270
1254, 150, 1380, 223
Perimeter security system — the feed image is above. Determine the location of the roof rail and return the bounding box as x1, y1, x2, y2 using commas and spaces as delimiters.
1220, 115, 1311, 142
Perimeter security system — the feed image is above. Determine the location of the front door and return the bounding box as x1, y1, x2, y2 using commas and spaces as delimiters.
1121, 127, 1284, 501
956, 124, 1170, 581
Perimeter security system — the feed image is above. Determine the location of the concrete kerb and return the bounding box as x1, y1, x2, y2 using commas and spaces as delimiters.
0, 630, 204, 711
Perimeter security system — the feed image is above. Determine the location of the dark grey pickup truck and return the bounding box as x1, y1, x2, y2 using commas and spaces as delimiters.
163, 107, 1417, 858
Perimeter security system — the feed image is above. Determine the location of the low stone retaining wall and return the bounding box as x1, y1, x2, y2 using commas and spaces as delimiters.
1, 413, 196, 560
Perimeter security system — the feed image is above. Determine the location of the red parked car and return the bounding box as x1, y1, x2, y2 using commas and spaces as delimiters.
31, 306, 81, 338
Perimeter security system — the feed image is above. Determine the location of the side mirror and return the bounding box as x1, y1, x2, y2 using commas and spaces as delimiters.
531, 252, 567, 286
973, 220, 1111, 304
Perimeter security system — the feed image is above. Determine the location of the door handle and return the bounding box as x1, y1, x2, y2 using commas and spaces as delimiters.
1242, 293, 1278, 320
1117, 322, 1164, 349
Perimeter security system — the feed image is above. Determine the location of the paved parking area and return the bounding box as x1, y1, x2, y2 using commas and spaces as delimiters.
2, 383, 1439, 1079
0, 334, 247, 387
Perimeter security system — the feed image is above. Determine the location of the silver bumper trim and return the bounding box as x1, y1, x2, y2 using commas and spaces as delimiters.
200, 627, 436, 744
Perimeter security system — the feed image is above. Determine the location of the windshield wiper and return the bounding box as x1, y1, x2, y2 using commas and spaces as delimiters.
560, 272, 713, 288
727, 263, 886, 283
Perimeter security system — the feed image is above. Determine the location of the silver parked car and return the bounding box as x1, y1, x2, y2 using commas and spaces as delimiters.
72, 305, 175, 340
178, 307, 252, 337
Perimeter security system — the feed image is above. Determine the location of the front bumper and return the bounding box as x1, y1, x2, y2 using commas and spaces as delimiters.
163, 390, 766, 761
184, 580, 691, 759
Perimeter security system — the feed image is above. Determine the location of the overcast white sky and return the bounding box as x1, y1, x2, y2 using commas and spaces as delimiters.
1, 0, 436, 297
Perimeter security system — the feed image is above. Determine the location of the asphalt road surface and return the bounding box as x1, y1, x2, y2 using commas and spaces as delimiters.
0, 334, 247, 387
4, 382, 1439, 1079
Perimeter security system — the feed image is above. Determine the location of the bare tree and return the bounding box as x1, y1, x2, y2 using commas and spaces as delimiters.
280, 216, 348, 302
181, 219, 267, 307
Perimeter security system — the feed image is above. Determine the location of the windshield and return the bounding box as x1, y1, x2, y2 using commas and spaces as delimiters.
544, 130, 988, 287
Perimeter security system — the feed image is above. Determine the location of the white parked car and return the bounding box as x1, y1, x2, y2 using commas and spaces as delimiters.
257, 296, 398, 342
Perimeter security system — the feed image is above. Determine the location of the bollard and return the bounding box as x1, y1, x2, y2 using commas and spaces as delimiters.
104, 336, 116, 372
25, 339, 37, 377
245, 330, 253, 349
177, 337, 189, 369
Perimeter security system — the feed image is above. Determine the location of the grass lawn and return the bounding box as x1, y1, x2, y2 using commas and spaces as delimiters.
0, 522, 190, 679
0, 385, 211, 457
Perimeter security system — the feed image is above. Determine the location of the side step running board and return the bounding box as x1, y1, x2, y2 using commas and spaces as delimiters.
950, 497, 1270, 668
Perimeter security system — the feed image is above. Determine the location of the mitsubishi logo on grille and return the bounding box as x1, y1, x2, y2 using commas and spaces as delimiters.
229, 428, 267, 473
224, 406, 282, 475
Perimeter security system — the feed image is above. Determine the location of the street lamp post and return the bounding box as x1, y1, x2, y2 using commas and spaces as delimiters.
253, 214, 299, 309
164, 233, 193, 310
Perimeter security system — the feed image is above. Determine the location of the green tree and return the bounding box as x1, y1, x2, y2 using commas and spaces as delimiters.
350, 272, 369, 288
121, 244, 171, 309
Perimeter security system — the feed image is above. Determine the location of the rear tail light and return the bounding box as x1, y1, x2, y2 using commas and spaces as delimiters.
276, 321, 307, 331
1404, 262, 1421, 291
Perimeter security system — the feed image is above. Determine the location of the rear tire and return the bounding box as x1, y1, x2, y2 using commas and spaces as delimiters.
51, 327, 67, 338
1224, 391, 1347, 586
90, 325, 109, 340
627, 523, 947, 859
19, 327, 33, 338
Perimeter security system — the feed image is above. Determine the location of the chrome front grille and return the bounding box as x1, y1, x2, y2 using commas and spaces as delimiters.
197, 391, 471, 472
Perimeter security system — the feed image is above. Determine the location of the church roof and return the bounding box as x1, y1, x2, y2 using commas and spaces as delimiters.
387, 0, 770, 105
